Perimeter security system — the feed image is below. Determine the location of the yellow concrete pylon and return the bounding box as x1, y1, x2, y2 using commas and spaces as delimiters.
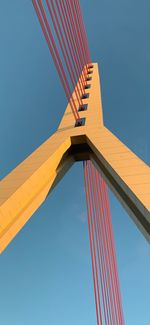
0, 63, 149, 253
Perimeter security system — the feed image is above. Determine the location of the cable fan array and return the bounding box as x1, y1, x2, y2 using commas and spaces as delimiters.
84, 161, 124, 325
32, 0, 91, 124
32, 1, 124, 324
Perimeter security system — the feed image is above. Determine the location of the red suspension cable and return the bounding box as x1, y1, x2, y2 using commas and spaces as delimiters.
71, 1, 89, 76
32, 0, 91, 121
76, 0, 91, 64
84, 161, 124, 325
60, 0, 85, 91
46, 0, 83, 107
66, 0, 88, 84
103, 181, 124, 324
32, 0, 81, 122
84, 161, 102, 325
55, 0, 84, 96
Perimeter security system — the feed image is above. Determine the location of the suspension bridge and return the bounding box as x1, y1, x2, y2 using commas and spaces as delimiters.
0, 1, 150, 324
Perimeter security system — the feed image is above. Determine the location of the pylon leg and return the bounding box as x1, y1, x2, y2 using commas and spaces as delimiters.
0, 134, 73, 252
87, 127, 150, 241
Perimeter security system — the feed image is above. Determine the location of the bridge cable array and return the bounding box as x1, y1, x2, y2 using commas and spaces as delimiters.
32, 1, 124, 324
84, 161, 124, 325
32, 0, 91, 123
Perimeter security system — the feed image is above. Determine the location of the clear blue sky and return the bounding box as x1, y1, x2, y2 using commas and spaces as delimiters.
0, 1, 150, 324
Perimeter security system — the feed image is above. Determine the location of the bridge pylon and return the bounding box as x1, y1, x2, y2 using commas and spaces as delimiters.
0, 63, 150, 253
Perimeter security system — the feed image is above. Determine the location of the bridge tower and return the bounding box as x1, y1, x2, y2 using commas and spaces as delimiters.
0, 1, 149, 324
